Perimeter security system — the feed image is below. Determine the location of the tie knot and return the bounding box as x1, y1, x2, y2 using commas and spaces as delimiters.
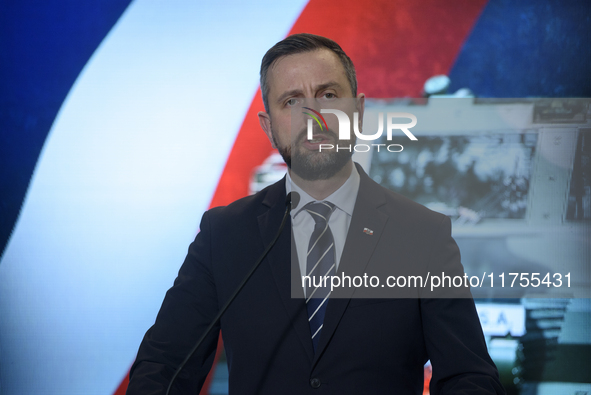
304, 201, 335, 225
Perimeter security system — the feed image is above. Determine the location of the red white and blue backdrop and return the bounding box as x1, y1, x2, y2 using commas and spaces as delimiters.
0, 1, 589, 394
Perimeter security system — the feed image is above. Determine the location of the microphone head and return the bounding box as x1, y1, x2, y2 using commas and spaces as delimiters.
287, 192, 300, 213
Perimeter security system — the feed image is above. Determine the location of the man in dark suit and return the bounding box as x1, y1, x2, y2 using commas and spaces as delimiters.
127, 33, 505, 394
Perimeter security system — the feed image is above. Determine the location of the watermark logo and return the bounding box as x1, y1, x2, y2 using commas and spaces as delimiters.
302, 107, 328, 132
303, 107, 417, 152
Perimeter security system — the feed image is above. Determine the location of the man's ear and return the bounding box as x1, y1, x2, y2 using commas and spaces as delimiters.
258, 111, 276, 149
356, 93, 365, 132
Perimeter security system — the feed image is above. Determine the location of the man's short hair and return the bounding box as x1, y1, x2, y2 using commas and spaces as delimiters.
260, 33, 358, 113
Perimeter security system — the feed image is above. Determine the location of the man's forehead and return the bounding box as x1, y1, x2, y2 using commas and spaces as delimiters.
267, 49, 349, 96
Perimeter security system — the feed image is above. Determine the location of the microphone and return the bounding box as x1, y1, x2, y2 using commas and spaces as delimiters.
289, 191, 300, 212
165, 192, 294, 394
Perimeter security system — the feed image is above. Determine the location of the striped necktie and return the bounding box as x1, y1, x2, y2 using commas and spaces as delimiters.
304, 201, 336, 352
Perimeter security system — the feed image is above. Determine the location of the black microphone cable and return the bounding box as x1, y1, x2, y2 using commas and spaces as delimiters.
165, 191, 300, 395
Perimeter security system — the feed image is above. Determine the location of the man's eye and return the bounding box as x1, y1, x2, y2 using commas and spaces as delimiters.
286, 98, 299, 106
324, 93, 336, 99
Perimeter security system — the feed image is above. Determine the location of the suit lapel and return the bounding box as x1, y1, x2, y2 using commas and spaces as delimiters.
258, 179, 315, 362
313, 165, 389, 364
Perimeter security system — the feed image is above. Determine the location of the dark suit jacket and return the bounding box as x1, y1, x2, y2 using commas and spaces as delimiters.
127, 164, 505, 394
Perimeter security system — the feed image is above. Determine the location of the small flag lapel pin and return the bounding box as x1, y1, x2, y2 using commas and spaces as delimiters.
363, 227, 374, 235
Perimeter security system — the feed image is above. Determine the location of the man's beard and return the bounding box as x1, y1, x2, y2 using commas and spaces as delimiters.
272, 126, 353, 181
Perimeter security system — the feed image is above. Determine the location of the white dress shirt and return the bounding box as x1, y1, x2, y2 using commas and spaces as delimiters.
286, 165, 360, 278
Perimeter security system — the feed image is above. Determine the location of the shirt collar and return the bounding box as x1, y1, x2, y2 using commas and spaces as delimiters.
286, 163, 360, 219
